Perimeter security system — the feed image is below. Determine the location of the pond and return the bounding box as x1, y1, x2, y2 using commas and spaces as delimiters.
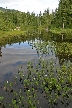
0, 31, 56, 83
0, 31, 72, 108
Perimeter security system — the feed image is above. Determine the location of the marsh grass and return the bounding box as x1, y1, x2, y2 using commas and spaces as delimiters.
0, 30, 27, 38
50, 28, 72, 35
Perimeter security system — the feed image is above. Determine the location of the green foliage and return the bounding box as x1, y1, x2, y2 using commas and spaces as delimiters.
51, 0, 72, 28
0, 0, 72, 36
0, 7, 52, 33
0, 58, 72, 108
0, 32, 72, 108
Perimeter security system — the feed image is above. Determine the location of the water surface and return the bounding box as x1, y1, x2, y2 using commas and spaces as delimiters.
0, 32, 72, 83
0, 31, 72, 108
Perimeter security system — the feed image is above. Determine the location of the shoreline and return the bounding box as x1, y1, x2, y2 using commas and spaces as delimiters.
0, 28, 72, 39
49, 28, 72, 35
0, 30, 27, 38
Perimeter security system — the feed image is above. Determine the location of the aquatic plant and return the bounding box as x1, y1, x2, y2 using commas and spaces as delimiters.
0, 57, 72, 108
0, 31, 72, 108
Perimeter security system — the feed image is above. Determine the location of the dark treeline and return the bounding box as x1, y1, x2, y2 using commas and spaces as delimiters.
0, 0, 72, 31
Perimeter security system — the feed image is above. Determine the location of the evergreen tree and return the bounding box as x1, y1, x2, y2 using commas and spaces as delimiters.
51, 0, 72, 28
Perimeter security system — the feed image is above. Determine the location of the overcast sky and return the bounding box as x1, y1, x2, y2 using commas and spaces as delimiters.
0, 0, 59, 14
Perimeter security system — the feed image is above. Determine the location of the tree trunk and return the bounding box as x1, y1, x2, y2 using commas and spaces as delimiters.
40, 21, 41, 26
63, 22, 64, 29
62, 34, 64, 41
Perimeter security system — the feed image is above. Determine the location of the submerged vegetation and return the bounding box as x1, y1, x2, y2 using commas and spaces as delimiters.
0, 57, 72, 108
0, 32, 72, 107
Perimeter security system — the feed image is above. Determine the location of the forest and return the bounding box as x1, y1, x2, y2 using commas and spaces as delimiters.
0, 0, 72, 34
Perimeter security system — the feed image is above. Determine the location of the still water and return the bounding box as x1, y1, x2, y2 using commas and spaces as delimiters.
0, 31, 72, 83
0, 41, 37, 82
0, 31, 72, 108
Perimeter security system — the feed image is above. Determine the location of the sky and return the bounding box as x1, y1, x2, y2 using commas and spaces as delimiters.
0, 0, 59, 14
